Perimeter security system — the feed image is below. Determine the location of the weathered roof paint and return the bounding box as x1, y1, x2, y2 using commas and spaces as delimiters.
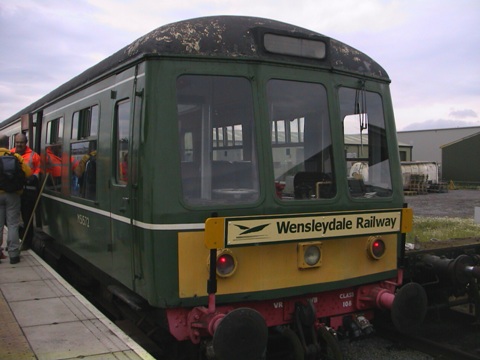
2, 16, 388, 125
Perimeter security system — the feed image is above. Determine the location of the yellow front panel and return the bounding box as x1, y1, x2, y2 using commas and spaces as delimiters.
178, 232, 397, 298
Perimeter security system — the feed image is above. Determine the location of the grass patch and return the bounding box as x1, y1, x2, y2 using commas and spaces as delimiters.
406, 216, 480, 243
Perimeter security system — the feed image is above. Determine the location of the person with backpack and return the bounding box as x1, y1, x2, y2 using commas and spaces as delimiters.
11, 133, 41, 250
0, 134, 32, 264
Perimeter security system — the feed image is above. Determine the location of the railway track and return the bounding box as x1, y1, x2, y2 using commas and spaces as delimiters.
377, 307, 480, 360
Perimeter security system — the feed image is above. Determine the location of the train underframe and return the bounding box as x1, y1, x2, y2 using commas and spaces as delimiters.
31, 231, 480, 360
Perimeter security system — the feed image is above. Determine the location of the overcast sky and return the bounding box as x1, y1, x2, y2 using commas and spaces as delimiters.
1, 0, 479, 131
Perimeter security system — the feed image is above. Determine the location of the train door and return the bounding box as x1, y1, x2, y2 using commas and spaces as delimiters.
109, 65, 144, 288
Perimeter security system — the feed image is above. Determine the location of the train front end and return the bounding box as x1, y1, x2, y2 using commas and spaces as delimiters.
143, 18, 425, 359
170, 211, 419, 359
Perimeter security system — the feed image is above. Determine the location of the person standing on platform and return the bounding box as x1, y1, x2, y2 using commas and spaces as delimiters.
0, 134, 31, 263
11, 133, 40, 250
0, 226, 6, 260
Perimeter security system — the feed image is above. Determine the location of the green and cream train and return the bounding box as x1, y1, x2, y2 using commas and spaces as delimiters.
1, 16, 426, 360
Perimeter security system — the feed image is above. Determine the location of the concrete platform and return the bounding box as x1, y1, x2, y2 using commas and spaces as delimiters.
0, 250, 154, 360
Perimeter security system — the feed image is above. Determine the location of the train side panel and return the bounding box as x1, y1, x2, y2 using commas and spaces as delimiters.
39, 65, 147, 292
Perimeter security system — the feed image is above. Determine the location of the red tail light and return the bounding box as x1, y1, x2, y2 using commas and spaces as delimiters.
216, 250, 237, 277
367, 237, 386, 259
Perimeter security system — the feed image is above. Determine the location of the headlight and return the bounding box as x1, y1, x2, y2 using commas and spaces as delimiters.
305, 245, 321, 265
298, 241, 322, 269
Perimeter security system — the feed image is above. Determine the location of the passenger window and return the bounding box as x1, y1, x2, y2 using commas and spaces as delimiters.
71, 105, 99, 140
45, 117, 64, 191
71, 141, 97, 200
267, 80, 335, 200
70, 105, 100, 199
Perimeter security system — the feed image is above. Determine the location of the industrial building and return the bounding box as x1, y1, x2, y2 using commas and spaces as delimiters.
397, 126, 480, 163
344, 134, 412, 161
397, 126, 480, 184
441, 131, 480, 184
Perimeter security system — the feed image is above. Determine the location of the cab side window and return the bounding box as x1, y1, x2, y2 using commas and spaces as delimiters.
115, 100, 130, 185
340, 87, 392, 198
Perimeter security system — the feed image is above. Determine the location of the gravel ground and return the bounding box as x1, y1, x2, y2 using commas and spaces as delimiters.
340, 337, 434, 360
405, 189, 480, 219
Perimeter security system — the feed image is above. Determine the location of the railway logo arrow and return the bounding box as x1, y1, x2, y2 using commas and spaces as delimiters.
234, 223, 270, 235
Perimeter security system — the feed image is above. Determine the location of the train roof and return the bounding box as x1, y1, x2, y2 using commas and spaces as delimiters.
2, 15, 389, 126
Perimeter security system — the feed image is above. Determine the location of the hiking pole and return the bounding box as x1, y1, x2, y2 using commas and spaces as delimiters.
20, 173, 50, 252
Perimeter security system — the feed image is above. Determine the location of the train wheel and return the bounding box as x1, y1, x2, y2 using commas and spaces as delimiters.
213, 308, 268, 360
317, 326, 343, 360
267, 326, 304, 360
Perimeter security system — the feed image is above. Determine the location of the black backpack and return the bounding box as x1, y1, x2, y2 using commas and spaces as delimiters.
0, 152, 26, 192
